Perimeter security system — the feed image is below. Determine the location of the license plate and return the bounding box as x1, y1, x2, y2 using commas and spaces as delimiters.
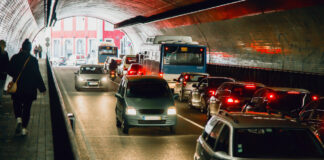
143, 116, 161, 120
88, 82, 98, 85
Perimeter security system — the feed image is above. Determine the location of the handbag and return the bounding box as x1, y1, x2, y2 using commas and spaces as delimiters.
7, 56, 31, 94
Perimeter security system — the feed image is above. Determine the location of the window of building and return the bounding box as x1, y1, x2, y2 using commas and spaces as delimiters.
64, 39, 73, 58
76, 39, 85, 55
88, 17, 97, 30
76, 17, 85, 31
64, 18, 73, 31
104, 21, 114, 31
53, 39, 61, 58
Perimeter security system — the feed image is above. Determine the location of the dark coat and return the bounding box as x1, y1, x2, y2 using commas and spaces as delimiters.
7, 51, 46, 101
0, 50, 9, 80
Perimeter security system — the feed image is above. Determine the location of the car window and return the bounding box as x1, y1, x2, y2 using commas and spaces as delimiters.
80, 66, 104, 74
208, 78, 234, 88
267, 92, 308, 112
309, 110, 324, 120
231, 85, 261, 98
126, 80, 171, 98
205, 121, 224, 149
214, 124, 230, 154
305, 100, 324, 110
126, 57, 138, 64
184, 74, 207, 82
233, 128, 324, 158
198, 79, 207, 88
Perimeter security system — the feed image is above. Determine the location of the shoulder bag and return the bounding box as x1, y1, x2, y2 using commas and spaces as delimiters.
7, 56, 31, 94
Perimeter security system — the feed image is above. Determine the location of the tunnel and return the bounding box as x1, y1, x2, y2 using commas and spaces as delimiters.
1, 0, 324, 159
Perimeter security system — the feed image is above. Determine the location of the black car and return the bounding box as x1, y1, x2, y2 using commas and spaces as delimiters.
243, 87, 316, 118
188, 76, 235, 112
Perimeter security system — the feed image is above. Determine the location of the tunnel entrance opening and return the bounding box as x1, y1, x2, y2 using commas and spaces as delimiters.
32, 16, 134, 67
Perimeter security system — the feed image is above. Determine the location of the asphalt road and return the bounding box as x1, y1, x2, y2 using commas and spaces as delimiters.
54, 67, 208, 160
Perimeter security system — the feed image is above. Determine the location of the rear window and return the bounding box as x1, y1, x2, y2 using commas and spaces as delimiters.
268, 92, 307, 111
184, 74, 207, 82
130, 64, 143, 70
209, 78, 234, 88
231, 85, 261, 98
126, 80, 171, 98
126, 57, 138, 64
234, 128, 324, 158
80, 66, 104, 74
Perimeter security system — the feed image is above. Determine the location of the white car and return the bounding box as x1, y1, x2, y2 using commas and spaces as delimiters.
117, 55, 138, 76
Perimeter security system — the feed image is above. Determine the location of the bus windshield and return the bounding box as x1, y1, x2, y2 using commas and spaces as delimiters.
99, 46, 117, 55
163, 45, 204, 66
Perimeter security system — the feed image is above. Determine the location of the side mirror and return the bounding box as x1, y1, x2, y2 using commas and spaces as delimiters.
115, 93, 123, 99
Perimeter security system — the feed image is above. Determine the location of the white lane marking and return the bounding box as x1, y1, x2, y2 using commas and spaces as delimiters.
177, 114, 204, 130
54, 69, 97, 160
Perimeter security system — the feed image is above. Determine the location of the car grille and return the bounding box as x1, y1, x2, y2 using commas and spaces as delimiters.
139, 109, 164, 114
138, 120, 166, 124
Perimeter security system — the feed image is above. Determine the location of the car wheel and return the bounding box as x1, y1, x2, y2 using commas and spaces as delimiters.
169, 126, 175, 134
116, 117, 121, 128
121, 118, 129, 134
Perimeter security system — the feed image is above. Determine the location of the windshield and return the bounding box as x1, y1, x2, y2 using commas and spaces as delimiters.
163, 45, 204, 66
126, 80, 171, 98
234, 128, 324, 158
269, 92, 307, 112
126, 57, 138, 64
209, 78, 234, 88
99, 46, 117, 55
80, 66, 104, 74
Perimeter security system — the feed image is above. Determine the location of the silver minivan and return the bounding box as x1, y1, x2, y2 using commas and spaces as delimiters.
115, 75, 177, 134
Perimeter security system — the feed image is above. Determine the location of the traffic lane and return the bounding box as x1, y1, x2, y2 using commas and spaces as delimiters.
54, 67, 203, 160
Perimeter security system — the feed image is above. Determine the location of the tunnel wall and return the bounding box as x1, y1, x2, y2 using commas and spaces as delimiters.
157, 5, 324, 74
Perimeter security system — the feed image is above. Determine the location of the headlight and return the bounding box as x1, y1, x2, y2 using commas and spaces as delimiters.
126, 106, 136, 115
167, 106, 177, 115
78, 77, 85, 81
101, 77, 107, 81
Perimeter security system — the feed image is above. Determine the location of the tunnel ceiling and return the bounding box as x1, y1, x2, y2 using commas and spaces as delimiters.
0, 0, 323, 73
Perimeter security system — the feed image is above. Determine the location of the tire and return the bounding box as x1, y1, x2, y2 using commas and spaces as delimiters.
121, 119, 129, 134
169, 126, 175, 134
116, 117, 121, 128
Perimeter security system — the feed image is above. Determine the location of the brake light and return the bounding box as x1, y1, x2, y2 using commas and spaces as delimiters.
184, 75, 189, 80
128, 70, 136, 75
183, 81, 187, 87
226, 97, 240, 104
267, 93, 276, 100
312, 95, 319, 101
159, 72, 163, 78
200, 48, 204, 52
209, 90, 216, 96
287, 91, 300, 94
165, 47, 169, 51
245, 85, 256, 89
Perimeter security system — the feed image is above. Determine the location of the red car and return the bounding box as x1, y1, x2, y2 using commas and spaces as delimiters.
127, 63, 145, 75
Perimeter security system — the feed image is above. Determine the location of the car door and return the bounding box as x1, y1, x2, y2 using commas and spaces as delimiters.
213, 124, 231, 160
116, 80, 126, 120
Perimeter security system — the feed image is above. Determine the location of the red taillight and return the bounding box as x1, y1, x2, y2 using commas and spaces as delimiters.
245, 85, 256, 89
209, 90, 216, 96
312, 96, 319, 101
184, 75, 189, 80
287, 91, 300, 94
183, 81, 187, 87
159, 72, 163, 78
200, 48, 204, 52
128, 70, 136, 75
267, 93, 276, 100
226, 97, 240, 104
165, 47, 169, 51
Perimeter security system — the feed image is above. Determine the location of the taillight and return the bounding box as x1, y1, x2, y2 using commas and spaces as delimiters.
226, 97, 240, 104
312, 95, 319, 101
267, 93, 276, 100
184, 75, 189, 80
287, 91, 300, 94
128, 70, 136, 75
165, 47, 169, 51
209, 90, 216, 96
245, 85, 256, 89
159, 72, 163, 78
183, 81, 187, 87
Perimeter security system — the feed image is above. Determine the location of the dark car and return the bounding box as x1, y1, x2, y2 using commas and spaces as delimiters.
207, 82, 265, 119
242, 87, 315, 118
127, 63, 145, 75
299, 97, 324, 141
188, 77, 235, 112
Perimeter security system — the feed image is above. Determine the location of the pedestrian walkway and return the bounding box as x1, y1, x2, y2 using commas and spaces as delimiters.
0, 59, 54, 160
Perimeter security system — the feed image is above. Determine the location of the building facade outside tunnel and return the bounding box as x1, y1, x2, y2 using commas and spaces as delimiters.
50, 17, 133, 65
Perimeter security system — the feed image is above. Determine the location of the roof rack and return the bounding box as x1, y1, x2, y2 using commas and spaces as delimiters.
219, 110, 239, 124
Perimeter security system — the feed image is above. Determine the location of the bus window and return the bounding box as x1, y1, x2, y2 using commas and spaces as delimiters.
163, 46, 204, 66
99, 46, 117, 55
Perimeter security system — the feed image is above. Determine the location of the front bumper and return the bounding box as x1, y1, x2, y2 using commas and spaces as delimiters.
76, 81, 108, 89
125, 114, 177, 127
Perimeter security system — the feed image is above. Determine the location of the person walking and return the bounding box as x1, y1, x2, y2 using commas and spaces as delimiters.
7, 39, 46, 136
38, 45, 42, 59
0, 40, 9, 106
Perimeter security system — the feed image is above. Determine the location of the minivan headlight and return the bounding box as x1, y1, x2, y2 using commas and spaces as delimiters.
101, 77, 107, 81
167, 106, 177, 115
78, 77, 85, 82
126, 106, 136, 115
